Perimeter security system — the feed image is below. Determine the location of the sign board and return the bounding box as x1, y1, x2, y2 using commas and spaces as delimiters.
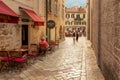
0, 14, 18, 23
21, 18, 30, 22
47, 20, 55, 28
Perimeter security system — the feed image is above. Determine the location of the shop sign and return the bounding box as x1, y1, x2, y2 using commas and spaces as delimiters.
0, 15, 18, 23
47, 20, 55, 28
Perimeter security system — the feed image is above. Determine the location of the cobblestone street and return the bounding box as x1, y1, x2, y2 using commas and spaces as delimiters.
0, 37, 104, 80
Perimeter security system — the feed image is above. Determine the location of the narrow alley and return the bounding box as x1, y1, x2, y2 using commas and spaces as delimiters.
0, 37, 104, 80
0, 0, 120, 80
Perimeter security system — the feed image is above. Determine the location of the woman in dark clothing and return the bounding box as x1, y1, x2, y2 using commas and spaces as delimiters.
73, 31, 76, 44
76, 31, 79, 42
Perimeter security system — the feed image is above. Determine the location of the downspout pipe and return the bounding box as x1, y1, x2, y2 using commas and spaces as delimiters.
98, 0, 101, 67
46, 0, 48, 42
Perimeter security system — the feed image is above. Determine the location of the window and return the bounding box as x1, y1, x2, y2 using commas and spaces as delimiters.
81, 21, 86, 25
62, 8, 64, 19
65, 21, 67, 25
79, 22, 81, 25
74, 22, 77, 25
65, 21, 70, 25
71, 14, 74, 18
54, 1, 58, 16
83, 14, 86, 18
71, 21, 74, 25
76, 14, 80, 20
82, 22, 84, 25
66, 14, 70, 19
84, 21, 86, 25
76, 22, 79, 25
47, 0, 51, 12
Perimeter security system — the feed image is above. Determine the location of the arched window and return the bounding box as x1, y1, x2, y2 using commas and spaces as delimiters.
66, 14, 70, 19
78, 22, 81, 25
83, 14, 86, 18
71, 14, 74, 18
71, 21, 74, 25
82, 22, 84, 25
76, 14, 80, 20
81, 21, 86, 25
84, 21, 86, 25
74, 22, 77, 25
65, 21, 70, 25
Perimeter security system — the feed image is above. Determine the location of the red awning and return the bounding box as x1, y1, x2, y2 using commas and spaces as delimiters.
20, 7, 44, 26
0, 0, 19, 23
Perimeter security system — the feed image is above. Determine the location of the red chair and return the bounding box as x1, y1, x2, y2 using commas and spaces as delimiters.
9, 50, 27, 70
0, 51, 12, 71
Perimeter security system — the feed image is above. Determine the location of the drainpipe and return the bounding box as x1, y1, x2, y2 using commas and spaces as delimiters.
46, 0, 48, 42
87, 0, 90, 40
46, 0, 50, 42
98, 0, 101, 67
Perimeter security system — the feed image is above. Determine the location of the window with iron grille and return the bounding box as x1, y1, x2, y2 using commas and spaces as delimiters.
47, 0, 51, 12
54, 1, 58, 16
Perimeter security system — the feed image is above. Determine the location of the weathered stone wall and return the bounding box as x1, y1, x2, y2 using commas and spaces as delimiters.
47, 0, 65, 41
90, 0, 120, 80
2, 0, 46, 47
30, 26, 46, 44
90, 0, 99, 63
100, 0, 120, 80
0, 23, 21, 50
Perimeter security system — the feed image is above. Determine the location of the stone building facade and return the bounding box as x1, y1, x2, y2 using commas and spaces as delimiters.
0, 0, 46, 50
65, 6, 86, 37
46, 0, 65, 42
87, 0, 120, 80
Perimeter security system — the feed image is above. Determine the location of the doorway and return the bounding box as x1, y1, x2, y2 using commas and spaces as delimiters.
22, 25, 28, 45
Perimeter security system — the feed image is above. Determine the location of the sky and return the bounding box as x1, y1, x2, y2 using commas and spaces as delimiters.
66, 0, 86, 8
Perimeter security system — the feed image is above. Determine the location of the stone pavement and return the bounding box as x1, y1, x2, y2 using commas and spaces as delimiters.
0, 37, 105, 80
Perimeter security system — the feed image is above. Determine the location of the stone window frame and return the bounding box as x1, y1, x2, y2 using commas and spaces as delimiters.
47, 0, 52, 12
65, 21, 70, 25
66, 14, 70, 19
83, 14, 86, 18
54, 0, 58, 16
71, 14, 75, 18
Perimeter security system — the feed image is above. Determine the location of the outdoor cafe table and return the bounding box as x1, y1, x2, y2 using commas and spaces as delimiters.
0, 49, 28, 57
0, 49, 28, 70
11, 49, 28, 55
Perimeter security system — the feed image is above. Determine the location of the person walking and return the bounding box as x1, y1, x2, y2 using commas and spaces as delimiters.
76, 30, 79, 42
73, 30, 76, 44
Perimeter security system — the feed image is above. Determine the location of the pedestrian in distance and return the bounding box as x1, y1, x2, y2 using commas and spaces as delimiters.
82, 29, 85, 36
73, 30, 76, 44
76, 30, 79, 42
